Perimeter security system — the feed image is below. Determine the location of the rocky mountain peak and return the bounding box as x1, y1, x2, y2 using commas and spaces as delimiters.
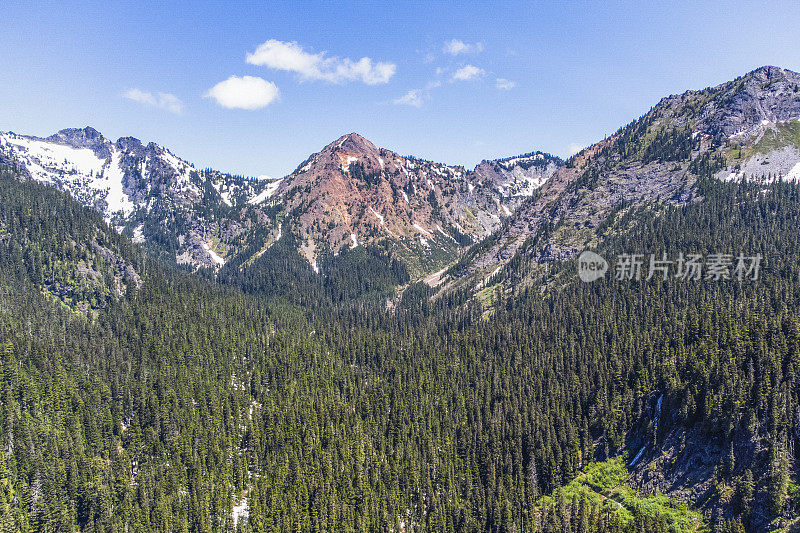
644, 67, 800, 142
473, 152, 563, 197
744, 65, 796, 82
707, 66, 800, 133
326, 132, 376, 154
453, 66, 800, 291
48, 126, 106, 144
46, 126, 111, 157
2, 125, 555, 276
116, 136, 145, 155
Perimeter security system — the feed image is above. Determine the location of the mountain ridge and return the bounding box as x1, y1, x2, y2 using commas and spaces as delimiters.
0, 125, 560, 277
5, 65, 799, 289
441, 65, 800, 294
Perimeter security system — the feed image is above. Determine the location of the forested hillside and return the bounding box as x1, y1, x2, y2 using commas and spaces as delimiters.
0, 159, 798, 533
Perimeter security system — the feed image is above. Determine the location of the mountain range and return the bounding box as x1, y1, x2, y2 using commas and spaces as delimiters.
0, 124, 560, 277
1, 65, 800, 532
4, 67, 800, 294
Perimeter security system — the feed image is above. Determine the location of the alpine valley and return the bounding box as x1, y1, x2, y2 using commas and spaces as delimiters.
1, 66, 800, 533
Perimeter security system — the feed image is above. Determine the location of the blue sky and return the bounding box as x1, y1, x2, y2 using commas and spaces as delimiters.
2, 0, 800, 178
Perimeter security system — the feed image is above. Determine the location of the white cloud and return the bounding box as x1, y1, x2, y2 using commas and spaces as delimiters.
495, 78, 516, 90
451, 65, 485, 81
204, 76, 280, 110
443, 39, 483, 55
123, 88, 156, 106
246, 39, 396, 85
157, 93, 184, 114
393, 90, 423, 108
568, 143, 586, 156
123, 88, 184, 114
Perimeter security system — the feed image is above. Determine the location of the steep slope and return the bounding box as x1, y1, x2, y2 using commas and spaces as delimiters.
574, 178, 800, 532
0, 127, 275, 220
264, 133, 507, 274
534, 457, 705, 531
449, 66, 800, 291
0, 165, 144, 314
0, 127, 280, 268
472, 151, 561, 199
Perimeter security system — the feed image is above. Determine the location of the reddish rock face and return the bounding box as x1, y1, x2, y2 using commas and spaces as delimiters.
273, 133, 556, 268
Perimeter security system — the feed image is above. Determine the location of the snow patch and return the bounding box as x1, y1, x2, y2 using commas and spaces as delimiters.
341, 156, 359, 172
350, 233, 359, 248
132, 224, 145, 243
100, 151, 136, 216
786, 162, 800, 182
369, 206, 385, 225
401, 190, 409, 203
212, 180, 233, 206
485, 265, 501, 285
413, 223, 432, 236
2, 134, 106, 180
437, 224, 457, 243
500, 153, 544, 168
202, 242, 226, 266
232, 498, 249, 527
1, 133, 136, 219
161, 149, 195, 187
248, 178, 282, 204
256, 223, 282, 259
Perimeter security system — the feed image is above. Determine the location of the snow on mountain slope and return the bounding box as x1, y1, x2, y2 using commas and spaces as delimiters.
473, 151, 562, 198
0, 127, 275, 222
1, 132, 106, 183
0, 127, 280, 269
0, 131, 136, 216
248, 178, 282, 204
